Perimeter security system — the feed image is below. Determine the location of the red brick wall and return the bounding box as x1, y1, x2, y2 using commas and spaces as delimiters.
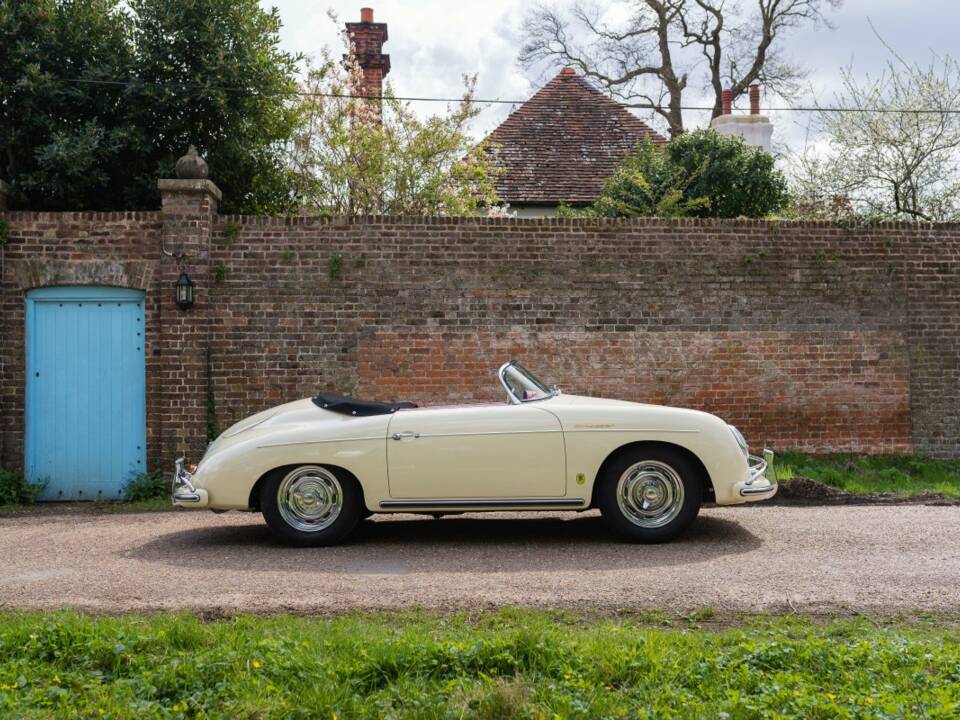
2, 211, 960, 472
358, 330, 911, 453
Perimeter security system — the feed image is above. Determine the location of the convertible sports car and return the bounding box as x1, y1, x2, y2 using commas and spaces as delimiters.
173, 361, 776, 546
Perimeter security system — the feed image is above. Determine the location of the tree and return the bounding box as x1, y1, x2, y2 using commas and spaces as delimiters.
575, 130, 789, 217
0, 0, 300, 213
0, 0, 138, 209
790, 51, 960, 222
127, 0, 300, 214
289, 29, 499, 216
520, 0, 840, 137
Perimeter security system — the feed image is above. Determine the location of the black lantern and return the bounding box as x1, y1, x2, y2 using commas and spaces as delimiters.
175, 270, 194, 310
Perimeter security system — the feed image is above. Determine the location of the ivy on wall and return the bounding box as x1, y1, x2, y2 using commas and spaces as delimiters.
205, 347, 218, 442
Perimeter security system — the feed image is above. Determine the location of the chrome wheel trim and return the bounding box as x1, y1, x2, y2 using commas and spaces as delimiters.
616, 460, 685, 528
277, 466, 343, 533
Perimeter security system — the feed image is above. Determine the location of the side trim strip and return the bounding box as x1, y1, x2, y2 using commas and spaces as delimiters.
259, 427, 699, 448
565, 428, 699, 434
258, 436, 383, 448
380, 498, 586, 509
414, 429, 558, 439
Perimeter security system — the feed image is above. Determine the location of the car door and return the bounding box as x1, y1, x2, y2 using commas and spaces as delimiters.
386, 403, 566, 498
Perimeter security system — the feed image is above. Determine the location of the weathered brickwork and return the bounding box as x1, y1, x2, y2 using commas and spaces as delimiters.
2, 210, 959, 473
358, 330, 911, 453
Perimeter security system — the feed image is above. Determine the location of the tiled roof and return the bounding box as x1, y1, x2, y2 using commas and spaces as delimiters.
484, 68, 668, 206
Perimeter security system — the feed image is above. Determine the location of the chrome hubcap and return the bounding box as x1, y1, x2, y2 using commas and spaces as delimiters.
277, 466, 343, 533
616, 460, 685, 528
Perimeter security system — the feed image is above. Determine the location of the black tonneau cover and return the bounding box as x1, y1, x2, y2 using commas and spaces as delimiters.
312, 393, 417, 417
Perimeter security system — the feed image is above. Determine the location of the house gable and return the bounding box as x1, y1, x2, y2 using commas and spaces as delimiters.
485, 68, 668, 208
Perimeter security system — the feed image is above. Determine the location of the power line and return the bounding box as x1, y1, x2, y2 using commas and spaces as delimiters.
37, 77, 960, 115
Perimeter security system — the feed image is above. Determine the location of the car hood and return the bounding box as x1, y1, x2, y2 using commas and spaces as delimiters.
541, 393, 725, 431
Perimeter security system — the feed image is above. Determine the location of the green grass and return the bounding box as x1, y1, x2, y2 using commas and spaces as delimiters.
0, 610, 958, 718
0, 497, 173, 515
776, 452, 960, 498
0, 467, 173, 514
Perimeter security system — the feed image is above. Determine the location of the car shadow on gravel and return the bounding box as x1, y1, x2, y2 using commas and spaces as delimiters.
128, 512, 761, 574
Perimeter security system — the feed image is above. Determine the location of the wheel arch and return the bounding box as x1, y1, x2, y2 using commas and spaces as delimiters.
589, 440, 715, 508
248, 463, 365, 511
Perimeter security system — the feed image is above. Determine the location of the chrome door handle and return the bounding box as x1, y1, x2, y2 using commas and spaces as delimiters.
391, 431, 420, 441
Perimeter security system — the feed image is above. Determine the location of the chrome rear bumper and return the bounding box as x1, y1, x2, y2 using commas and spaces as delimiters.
172, 457, 208, 507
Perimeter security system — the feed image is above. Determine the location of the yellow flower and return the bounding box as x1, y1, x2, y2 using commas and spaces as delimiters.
52, 675, 60, 685
826, 693, 837, 701
794, 690, 802, 697
98, 710, 105, 716
252, 660, 262, 670
866, 697, 874, 705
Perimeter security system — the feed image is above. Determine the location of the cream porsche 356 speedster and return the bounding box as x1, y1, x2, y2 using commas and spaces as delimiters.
173, 361, 776, 546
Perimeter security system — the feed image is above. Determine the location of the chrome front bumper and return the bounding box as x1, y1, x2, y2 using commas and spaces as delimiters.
172, 457, 208, 507
736, 448, 778, 500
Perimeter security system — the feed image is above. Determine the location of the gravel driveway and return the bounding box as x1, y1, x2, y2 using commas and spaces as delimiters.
1, 505, 958, 615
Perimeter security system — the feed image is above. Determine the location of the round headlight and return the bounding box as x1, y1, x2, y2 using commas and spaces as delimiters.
728, 424, 749, 457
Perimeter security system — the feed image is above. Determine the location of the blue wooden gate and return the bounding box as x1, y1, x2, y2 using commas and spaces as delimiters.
25, 286, 146, 501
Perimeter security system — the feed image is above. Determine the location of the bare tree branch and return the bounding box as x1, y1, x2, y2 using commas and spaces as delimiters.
521, 0, 841, 135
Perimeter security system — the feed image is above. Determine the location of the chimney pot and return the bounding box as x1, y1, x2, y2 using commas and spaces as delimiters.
750, 84, 760, 115
721, 88, 733, 115
360, 7, 373, 23
560, 67, 576, 76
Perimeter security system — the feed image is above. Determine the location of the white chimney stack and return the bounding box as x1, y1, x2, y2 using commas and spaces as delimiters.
710, 83, 773, 152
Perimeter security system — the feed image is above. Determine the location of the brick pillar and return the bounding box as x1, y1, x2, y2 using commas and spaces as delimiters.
0, 180, 9, 210
156, 164, 221, 465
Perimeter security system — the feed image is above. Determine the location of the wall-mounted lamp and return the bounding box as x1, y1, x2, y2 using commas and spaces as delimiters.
175, 270, 194, 310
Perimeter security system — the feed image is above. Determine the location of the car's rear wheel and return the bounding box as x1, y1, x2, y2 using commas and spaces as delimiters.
260, 465, 363, 547
597, 447, 702, 542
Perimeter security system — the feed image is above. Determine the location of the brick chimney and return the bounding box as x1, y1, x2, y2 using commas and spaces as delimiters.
345, 7, 390, 106
749, 83, 760, 115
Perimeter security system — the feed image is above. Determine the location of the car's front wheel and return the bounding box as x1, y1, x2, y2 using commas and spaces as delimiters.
597, 447, 703, 543
260, 465, 363, 547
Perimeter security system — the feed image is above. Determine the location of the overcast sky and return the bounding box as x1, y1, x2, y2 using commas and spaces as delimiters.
261, 0, 960, 152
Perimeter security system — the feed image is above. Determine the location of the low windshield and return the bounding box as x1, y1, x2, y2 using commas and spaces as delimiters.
501, 362, 554, 403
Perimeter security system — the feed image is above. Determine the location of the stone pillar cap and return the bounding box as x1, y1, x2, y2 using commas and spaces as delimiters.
157, 178, 223, 202
711, 114, 771, 126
